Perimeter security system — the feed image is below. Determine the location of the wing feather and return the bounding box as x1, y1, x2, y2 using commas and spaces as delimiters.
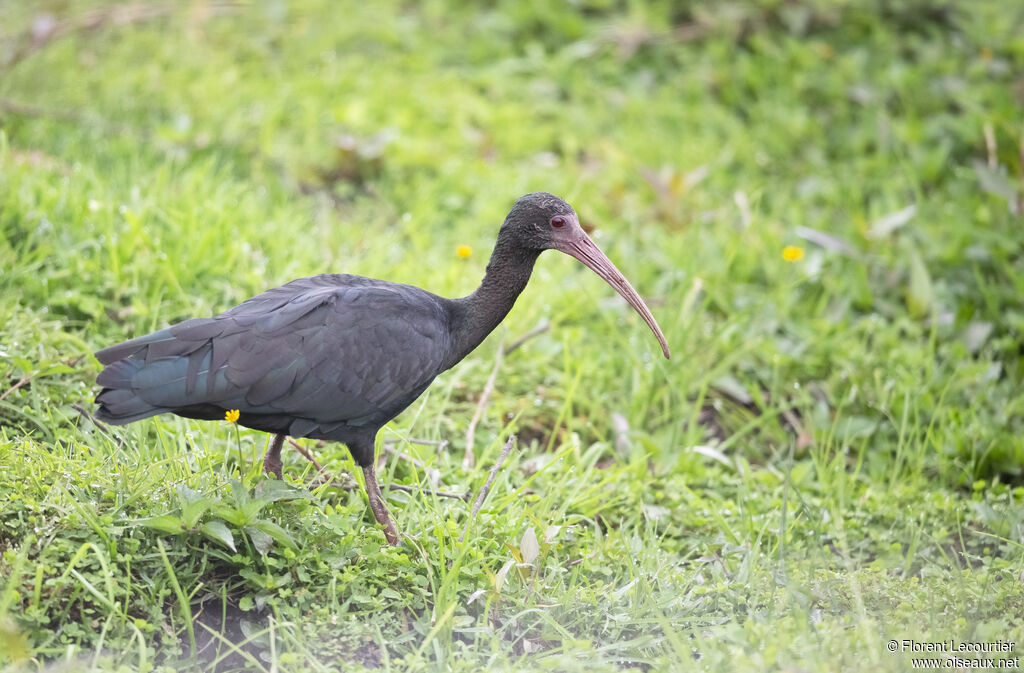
95, 274, 452, 430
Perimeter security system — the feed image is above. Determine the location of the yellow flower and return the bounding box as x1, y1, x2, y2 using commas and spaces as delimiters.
980, 47, 993, 61
456, 245, 472, 259
225, 409, 240, 423
782, 245, 805, 262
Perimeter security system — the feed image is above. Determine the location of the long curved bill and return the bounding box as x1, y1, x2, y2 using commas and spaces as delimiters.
556, 232, 671, 359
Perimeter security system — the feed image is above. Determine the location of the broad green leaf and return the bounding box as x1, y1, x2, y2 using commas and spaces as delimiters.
905, 247, 933, 318
255, 479, 312, 502
230, 480, 250, 508
178, 486, 213, 529
211, 504, 246, 527
835, 415, 879, 440
9, 356, 33, 375
244, 525, 274, 555
176, 485, 202, 505
239, 568, 291, 590
251, 520, 298, 550
241, 498, 272, 524
200, 520, 236, 552
141, 515, 186, 535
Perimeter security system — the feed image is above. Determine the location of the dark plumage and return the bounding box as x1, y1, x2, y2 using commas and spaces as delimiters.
95, 193, 669, 545
97, 275, 450, 463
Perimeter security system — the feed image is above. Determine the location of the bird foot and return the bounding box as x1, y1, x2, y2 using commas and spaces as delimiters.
263, 434, 285, 479
263, 458, 283, 479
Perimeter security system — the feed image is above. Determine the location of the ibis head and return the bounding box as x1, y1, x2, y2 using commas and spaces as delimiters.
499, 192, 670, 359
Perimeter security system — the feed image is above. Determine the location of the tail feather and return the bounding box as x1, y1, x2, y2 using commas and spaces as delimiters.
95, 358, 140, 388
95, 354, 169, 424
94, 387, 168, 425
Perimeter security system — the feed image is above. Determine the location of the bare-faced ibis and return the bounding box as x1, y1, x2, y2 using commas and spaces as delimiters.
94, 193, 670, 545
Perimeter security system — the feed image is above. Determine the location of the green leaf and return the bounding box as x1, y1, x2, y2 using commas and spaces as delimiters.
905, 246, 933, 318
34, 363, 76, 377
178, 486, 213, 529
9, 356, 33, 375
251, 520, 298, 550
200, 520, 236, 552
177, 485, 202, 505
239, 568, 291, 589
255, 479, 312, 502
241, 498, 272, 525
141, 515, 187, 535
244, 526, 274, 555
835, 415, 878, 440
210, 504, 246, 527
230, 480, 251, 509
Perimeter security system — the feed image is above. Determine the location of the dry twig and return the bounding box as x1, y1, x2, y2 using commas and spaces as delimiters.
0, 376, 30, 401
285, 437, 358, 490
287, 437, 328, 473
503, 319, 550, 356
459, 434, 516, 543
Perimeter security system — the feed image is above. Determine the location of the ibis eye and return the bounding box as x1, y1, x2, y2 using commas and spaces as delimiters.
551, 216, 567, 228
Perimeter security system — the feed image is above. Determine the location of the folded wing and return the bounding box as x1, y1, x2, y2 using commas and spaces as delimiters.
95, 274, 452, 436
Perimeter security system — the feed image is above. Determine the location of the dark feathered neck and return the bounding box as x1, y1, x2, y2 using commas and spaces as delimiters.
444, 229, 540, 369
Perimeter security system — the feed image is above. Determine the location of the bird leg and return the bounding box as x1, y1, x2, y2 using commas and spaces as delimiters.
263, 433, 285, 478
362, 461, 399, 545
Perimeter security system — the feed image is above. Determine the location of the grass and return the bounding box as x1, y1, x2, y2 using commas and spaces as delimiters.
1, 0, 1023, 670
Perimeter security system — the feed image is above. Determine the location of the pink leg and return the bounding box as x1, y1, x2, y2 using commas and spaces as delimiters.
362, 462, 399, 545
263, 434, 284, 478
